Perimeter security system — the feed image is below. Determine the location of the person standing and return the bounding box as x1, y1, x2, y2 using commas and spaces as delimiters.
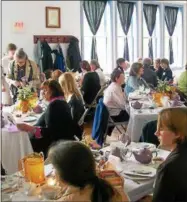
7, 48, 40, 102
1, 43, 17, 76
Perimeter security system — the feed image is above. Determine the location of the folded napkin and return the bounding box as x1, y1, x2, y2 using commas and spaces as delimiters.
5, 124, 19, 132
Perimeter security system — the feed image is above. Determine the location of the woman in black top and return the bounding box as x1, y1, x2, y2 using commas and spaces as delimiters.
80, 60, 101, 105
154, 58, 163, 80
160, 58, 173, 82
153, 107, 187, 202
59, 72, 84, 140
17, 80, 75, 157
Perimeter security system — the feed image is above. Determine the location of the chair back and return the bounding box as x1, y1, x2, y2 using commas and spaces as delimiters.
91, 98, 109, 146
78, 84, 108, 126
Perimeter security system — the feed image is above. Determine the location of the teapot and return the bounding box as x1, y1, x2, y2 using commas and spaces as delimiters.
19, 152, 45, 184
170, 100, 182, 107
132, 148, 157, 164
33, 105, 43, 114
110, 147, 123, 161
131, 101, 143, 109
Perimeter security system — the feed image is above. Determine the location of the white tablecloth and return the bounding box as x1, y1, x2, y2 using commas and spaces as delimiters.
127, 100, 163, 142
103, 142, 170, 202
3, 142, 170, 202
1, 128, 33, 174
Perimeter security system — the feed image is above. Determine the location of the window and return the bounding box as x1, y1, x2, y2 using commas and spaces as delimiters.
164, 7, 183, 68
116, 4, 137, 63
82, 2, 112, 74
143, 5, 160, 60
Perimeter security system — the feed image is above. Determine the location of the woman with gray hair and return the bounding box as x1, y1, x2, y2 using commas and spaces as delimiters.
7, 48, 40, 102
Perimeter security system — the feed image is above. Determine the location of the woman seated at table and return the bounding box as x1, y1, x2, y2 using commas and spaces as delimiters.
90, 59, 106, 87
153, 107, 187, 202
154, 58, 163, 80
80, 60, 101, 105
59, 72, 84, 140
160, 58, 173, 82
125, 62, 149, 96
17, 80, 75, 157
104, 69, 129, 133
48, 141, 129, 202
51, 69, 63, 81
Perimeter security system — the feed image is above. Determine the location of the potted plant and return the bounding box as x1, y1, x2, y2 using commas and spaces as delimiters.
152, 80, 172, 107
17, 86, 36, 113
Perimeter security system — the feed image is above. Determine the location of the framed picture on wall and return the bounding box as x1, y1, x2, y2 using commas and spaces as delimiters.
46, 7, 61, 28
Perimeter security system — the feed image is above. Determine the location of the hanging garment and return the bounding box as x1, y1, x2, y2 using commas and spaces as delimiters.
33, 39, 43, 72
52, 44, 66, 72
41, 41, 53, 72
66, 37, 82, 72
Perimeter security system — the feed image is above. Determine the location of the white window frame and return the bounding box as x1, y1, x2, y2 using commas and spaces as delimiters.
142, 3, 161, 59
115, 1, 138, 63
80, 1, 187, 72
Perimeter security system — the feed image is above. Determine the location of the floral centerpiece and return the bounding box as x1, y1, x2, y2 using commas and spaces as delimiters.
152, 80, 176, 107
16, 86, 38, 113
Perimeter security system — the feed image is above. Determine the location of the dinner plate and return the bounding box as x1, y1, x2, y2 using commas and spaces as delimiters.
23, 116, 37, 122
127, 142, 156, 151
123, 174, 154, 181
123, 164, 156, 177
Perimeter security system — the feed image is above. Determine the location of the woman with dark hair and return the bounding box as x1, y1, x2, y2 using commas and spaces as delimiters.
153, 108, 187, 202
160, 58, 173, 82
125, 62, 149, 96
80, 60, 101, 105
17, 80, 75, 157
116, 58, 128, 73
104, 69, 129, 135
90, 59, 106, 86
52, 69, 63, 81
154, 58, 163, 80
48, 141, 129, 202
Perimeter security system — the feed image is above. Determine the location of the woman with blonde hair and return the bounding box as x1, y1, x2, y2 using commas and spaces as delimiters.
59, 72, 84, 140
153, 107, 187, 202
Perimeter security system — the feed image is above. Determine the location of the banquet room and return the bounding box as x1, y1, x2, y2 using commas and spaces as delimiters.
1, 0, 187, 202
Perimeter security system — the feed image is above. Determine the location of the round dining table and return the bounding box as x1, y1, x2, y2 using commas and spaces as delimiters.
1, 106, 42, 174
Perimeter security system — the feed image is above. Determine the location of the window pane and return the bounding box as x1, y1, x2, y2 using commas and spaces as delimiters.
82, 2, 112, 73
143, 5, 160, 59
164, 8, 183, 68
117, 4, 137, 62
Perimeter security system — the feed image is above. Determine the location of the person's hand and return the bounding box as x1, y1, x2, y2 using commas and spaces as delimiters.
17, 123, 35, 132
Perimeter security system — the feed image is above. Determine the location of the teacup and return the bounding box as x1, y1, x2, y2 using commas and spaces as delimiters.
41, 185, 61, 200
23, 182, 37, 196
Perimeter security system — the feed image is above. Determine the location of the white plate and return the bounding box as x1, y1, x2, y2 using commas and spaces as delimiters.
127, 142, 156, 151
123, 164, 156, 177
123, 174, 154, 181
23, 116, 37, 122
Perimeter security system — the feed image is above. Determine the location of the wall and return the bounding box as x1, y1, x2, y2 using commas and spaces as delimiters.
2, 1, 81, 59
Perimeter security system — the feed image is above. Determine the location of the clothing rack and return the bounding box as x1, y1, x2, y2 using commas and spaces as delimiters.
33, 35, 76, 44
